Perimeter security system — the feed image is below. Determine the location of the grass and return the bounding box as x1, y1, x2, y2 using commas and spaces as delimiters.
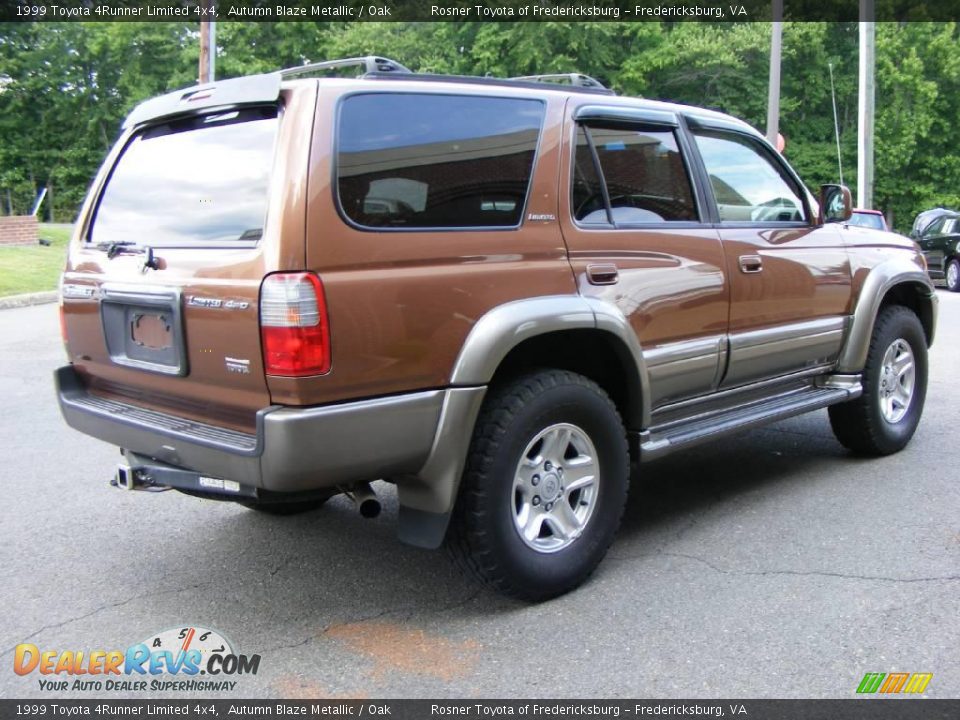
0, 223, 73, 297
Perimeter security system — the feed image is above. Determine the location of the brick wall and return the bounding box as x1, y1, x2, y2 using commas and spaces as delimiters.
0, 215, 38, 246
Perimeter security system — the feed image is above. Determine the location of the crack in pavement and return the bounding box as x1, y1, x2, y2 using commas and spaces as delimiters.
1, 581, 214, 660
269, 555, 296, 577
608, 550, 960, 585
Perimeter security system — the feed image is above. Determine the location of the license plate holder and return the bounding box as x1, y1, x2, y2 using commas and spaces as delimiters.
100, 284, 187, 376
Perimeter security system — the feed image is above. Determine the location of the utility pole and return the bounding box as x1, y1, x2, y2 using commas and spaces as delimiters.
209, 19, 216, 81
765, 0, 783, 146
199, 21, 210, 84
198, 0, 215, 84
857, 0, 875, 209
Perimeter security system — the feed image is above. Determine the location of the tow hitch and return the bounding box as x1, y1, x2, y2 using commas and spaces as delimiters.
112, 462, 166, 492
110, 451, 257, 499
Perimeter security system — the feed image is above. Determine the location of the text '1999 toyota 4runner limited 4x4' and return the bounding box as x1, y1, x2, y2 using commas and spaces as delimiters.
57, 57, 937, 600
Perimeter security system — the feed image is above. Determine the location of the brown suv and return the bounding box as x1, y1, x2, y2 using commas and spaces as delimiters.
57, 57, 937, 600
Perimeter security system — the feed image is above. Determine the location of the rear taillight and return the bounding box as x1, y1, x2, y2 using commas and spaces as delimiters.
259, 272, 331, 376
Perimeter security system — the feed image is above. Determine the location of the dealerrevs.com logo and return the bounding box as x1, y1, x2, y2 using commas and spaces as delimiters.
14, 626, 261, 692
856, 672, 933, 695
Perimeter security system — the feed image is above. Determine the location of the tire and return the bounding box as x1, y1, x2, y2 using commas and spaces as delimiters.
829, 305, 928, 456
446, 369, 629, 601
946, 258, 960, 292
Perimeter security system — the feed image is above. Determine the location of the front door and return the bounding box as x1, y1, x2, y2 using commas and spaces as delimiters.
917, 215, 959, 277
687, 121, 852, 388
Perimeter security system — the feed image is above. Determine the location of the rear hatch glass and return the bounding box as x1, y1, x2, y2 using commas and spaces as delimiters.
64, 105, 285, 431
90, 107, 277, 247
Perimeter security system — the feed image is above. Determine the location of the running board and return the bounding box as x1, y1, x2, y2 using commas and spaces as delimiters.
639, 383, 860, 462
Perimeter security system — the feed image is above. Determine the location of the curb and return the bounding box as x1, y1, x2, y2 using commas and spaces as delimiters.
0, 290, 58, 310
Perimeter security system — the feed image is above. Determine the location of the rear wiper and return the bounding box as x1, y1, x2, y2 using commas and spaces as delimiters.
96, 241, 162, 271
96, 241, 140, 259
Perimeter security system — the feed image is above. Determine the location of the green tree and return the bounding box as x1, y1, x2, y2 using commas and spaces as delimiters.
0, 22, 193, 220
2, 20, 958, 230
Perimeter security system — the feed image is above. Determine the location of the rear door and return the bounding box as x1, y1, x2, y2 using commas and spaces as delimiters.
61, 85, 316, 430
559, 104, 729, 411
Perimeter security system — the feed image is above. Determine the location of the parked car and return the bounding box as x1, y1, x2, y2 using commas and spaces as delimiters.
56, 57, 937, 600
847, 208, 888, 231
916, 210, 960, 291
911, 207, 954, 239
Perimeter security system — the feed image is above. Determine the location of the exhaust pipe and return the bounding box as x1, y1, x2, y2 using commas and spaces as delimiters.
344, 482, 381, 519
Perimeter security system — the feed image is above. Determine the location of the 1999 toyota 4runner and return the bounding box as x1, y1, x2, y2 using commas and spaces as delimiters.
57, 57, 937, 600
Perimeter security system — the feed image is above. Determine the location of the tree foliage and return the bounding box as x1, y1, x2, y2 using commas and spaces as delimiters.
0, 20, 958, 231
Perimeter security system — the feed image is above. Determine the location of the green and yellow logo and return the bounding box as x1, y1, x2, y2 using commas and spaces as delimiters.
857, 672, 933, 694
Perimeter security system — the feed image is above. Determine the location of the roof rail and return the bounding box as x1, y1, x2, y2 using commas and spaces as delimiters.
280, 56, 411, 79
510, 73, 608, 90
364, 72, 615, 96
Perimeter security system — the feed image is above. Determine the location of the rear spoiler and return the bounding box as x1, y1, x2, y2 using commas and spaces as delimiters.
123, 72, 282, 130
122, 56, 410, 130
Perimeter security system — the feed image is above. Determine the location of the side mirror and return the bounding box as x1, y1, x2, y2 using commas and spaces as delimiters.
819, 184, 852, 224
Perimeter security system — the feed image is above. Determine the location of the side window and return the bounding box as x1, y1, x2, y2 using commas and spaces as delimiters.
337, 93, 544, 229
925, 218, 944, 237
693, 130, 806, 223
572, 123, 698, 225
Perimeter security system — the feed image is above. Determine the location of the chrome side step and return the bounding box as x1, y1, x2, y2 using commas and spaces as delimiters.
639, 381, 861, 462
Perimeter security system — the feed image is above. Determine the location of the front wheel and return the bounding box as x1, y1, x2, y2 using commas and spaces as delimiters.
946, 258, 960, 292
829, 305, 928, 455
446, 369, 629, 601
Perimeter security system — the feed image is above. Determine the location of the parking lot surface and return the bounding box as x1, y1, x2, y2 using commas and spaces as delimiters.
1, 294, 958, 699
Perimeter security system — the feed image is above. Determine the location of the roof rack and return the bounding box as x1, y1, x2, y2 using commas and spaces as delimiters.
364, 72, 615, 96
510, 73, 608, 90
276, 56, 615, 96
280, 56, 411, 79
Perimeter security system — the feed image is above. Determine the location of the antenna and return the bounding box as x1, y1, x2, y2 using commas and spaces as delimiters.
828, 62, 844, 186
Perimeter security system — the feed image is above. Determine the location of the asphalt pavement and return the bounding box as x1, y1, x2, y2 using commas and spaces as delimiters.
1, 294, 958, 699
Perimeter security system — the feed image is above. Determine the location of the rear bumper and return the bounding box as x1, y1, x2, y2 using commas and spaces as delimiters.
55, 365, 445, 492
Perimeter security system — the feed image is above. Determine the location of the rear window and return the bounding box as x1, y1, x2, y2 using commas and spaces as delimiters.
336, 93, 544, 229
90, 107, 277, 247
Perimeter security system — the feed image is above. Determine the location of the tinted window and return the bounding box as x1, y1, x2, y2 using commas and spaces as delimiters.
573, 124, 697, 225
572, 127, 607, 224
693, 130, 806, 223
924, 218, 944, 236
91, 108, 277, 246
337, 94, 544, 229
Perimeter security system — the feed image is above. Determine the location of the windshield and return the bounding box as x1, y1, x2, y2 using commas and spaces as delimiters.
90, 107, 277, 247
849, 211, 885, 230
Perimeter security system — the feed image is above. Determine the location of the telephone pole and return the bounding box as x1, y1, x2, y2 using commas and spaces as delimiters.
199, 0, 216, 84
765, 0, 783, 146
857, 1, 875, 208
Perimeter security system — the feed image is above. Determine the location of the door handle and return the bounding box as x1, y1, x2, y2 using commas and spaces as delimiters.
739, 255, 763, 274
586, 263, 619, 285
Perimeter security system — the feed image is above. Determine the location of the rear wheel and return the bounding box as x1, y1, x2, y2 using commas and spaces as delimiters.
946, 258, 960, 292
829, 305, 928, 455
446, 369, 629, 601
